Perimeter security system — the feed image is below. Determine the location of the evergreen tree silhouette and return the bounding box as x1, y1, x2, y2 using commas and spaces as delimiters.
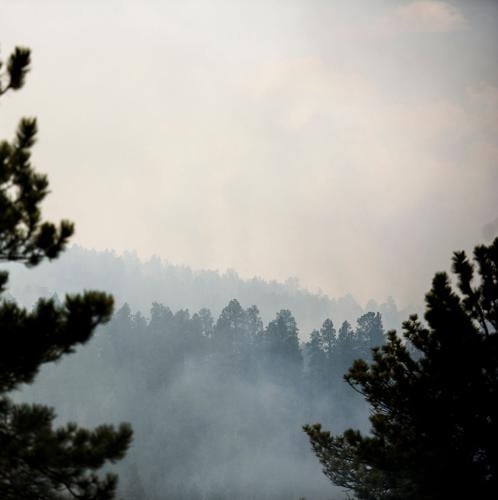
304, 238, 498, 499
0, 46, 132, 500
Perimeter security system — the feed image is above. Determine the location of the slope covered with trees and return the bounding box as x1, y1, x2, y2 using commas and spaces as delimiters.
5, 245, 414, 336
19, 299, 387, 499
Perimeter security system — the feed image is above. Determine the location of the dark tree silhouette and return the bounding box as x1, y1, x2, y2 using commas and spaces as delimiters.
320, 318, 336, 357
304, 238, 498, 499
355, 312, 384, 354
0, 46, 132, 500
261, 309, 302, 383
305, 329, 326, 382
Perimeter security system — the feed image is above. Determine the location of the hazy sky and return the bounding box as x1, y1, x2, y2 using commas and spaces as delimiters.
1, 0, 497, 306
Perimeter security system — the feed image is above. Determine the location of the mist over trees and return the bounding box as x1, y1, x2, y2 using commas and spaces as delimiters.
5, 245, 415, 336
18, 298, 387, 500
0, 70, 407, 498
3, 3, 496, 497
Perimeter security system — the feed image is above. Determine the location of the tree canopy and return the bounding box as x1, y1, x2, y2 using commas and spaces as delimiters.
0, 46, 132, 500
304, 238, 498, 499
43, 296, 384, 499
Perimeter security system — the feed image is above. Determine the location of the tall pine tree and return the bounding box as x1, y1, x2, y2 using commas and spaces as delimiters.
304, 239, 498, 499
0, 46, 132, 500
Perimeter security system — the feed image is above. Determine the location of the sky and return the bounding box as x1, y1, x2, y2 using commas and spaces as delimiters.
1, 0, 497, 306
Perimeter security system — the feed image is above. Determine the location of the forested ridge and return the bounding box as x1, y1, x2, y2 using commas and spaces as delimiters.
5, 245, 414, 335
18, 299, 386, 499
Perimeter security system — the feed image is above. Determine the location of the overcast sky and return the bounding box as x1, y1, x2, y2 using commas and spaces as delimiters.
1, 0, 497, 306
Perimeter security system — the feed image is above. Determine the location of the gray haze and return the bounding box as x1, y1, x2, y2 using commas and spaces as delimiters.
5, 245, 415, 337
15, 294, 377, 500
1, 0, 497, 306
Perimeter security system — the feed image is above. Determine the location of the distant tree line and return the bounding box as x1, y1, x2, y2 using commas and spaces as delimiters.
106, 299, 384, 387
21, 297, 386, 500
61, 299, 383, 500
7, 244, 412, 336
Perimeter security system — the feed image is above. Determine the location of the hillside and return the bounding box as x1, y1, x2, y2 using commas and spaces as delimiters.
5, 246, 415, 337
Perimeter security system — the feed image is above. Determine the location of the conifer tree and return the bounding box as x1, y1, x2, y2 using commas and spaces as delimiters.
320, 318, 336, 357
330, 320, 355, 380
0, 46, 132, 500
355, 312, 384, 354
304, 238, 498, 499
262, 309, 302, 384
305, 329, 326, 387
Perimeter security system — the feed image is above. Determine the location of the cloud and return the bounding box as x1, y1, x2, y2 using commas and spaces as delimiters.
1, 0, 495, 307
374, 1, 466, 37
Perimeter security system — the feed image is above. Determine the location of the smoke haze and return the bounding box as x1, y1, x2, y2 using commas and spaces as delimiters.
1, 0, 497, 305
